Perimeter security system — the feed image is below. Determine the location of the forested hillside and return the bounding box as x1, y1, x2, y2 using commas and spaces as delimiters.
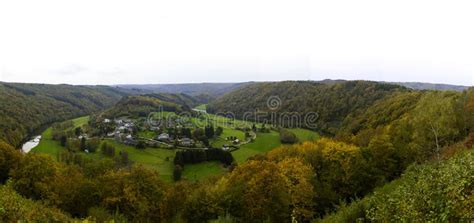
146, 93, 202, 109
101, 93, 197, 118
318, 145, 474, 222
393, 81, 470, 91
208, 81, 405, 134
0, 82, 128, 147
116, 82, 253, 102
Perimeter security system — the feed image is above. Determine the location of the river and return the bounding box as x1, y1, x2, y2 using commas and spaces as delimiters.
21, 135, 41, 153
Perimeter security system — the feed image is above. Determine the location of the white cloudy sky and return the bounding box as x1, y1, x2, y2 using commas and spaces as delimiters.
0, 0, 473, 86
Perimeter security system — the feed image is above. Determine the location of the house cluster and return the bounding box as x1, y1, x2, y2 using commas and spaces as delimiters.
105, 118, 137, 146
155, 133, 195, 147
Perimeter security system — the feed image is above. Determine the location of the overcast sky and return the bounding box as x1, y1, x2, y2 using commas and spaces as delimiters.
0, 0, 472, 86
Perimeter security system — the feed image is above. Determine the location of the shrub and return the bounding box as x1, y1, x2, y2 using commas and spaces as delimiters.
279, 129, 298, 144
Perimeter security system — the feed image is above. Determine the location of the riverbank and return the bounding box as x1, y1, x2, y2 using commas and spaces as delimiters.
21, 135, 42, 153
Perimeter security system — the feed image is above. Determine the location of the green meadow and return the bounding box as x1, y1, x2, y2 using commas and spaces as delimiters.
182, 161, 224, 181
32, 111, 320, 182
32, 116, 90, 157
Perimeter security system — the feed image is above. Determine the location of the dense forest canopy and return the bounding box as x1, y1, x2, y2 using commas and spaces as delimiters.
116, 82, 253, 101
0, 82, 130, 147
208, 80, 407, 134
101, 94, 196, 118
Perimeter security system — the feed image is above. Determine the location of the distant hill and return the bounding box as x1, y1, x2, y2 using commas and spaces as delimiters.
115, 80, 470, 100
0, 82, 130, 147
115, 82, 253, 102
388, 81, 470, 91
208, 80, 406, 134
102, 94, 191, 118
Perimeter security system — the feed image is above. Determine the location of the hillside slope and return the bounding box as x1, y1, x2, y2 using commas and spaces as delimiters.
101, 94, 193, 118
116, 82, 253, 102
318, 147, 474, 222
0, 82, 128, 147
208, 80, 406, 134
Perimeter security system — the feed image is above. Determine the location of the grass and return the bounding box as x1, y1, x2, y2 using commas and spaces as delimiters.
182, 161, 224, 181
32, 127, 63, 157
138, 131, 158, 139
232, 131, 281, 163
289, 128, 320, 142
32, 115, 318, 182
211, 126, 246, 148
32, 116, 90, 157
72, 116, 89, 127
194, 104, 207, 111
103, 140, 175, 181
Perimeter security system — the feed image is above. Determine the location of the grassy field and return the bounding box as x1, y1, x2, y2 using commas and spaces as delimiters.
290, 128, 320, 142
232, 131, 282, 163
194, 104, 207, 111
32, 113, 319, 182
32, 116, 90, 157
138, 131, 158, 139
72, 116, 89, 127
103, 140, 175, 181
182, 161, 224, 181
231, 129, 320, 163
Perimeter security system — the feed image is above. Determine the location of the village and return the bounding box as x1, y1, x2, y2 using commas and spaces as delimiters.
101, 113, 248, 151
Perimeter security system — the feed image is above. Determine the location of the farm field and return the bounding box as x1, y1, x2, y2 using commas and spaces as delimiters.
103, 140, 176, 182
232, 131, 281, 163
32, 116, 90, 157
182, 161, 224, 181
32, 112, 320, 181
289, 128, 320, 142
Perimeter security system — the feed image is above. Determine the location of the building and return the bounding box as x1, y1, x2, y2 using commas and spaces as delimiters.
157, 133, 170, 141
180, 138, 194, 147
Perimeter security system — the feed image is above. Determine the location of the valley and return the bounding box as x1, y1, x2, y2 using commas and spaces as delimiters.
1, 80, 472, 222
26, 105, 319, 182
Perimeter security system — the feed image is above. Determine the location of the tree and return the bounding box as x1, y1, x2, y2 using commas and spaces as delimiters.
412, 92, 461, 160
223, 160, 290, 222
0, 141, 22, 183
173, 165, 182, 181
182, 181, 223, 222
215, 126, 223, 136
136, 141, 146, 150
252, 124, 257, 132
367, 132, 398, 181
80, 137, 86, 151
98, 165, 167, 221
10, 153, 87, 214
60, 135, 68, 147
192, 128, 205, 141
101, 142, 115, 157
86, 138, 100, 153
279, 128, 298, 144
75, 127, 82, 137
205, 125, 215, 139
182, 128, 192, 138
159, 181, 192, 221
119, 151, 129, 166
277, 158, 315, 221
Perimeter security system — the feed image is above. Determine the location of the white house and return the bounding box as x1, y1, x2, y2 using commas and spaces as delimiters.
157, 133, 170, 141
